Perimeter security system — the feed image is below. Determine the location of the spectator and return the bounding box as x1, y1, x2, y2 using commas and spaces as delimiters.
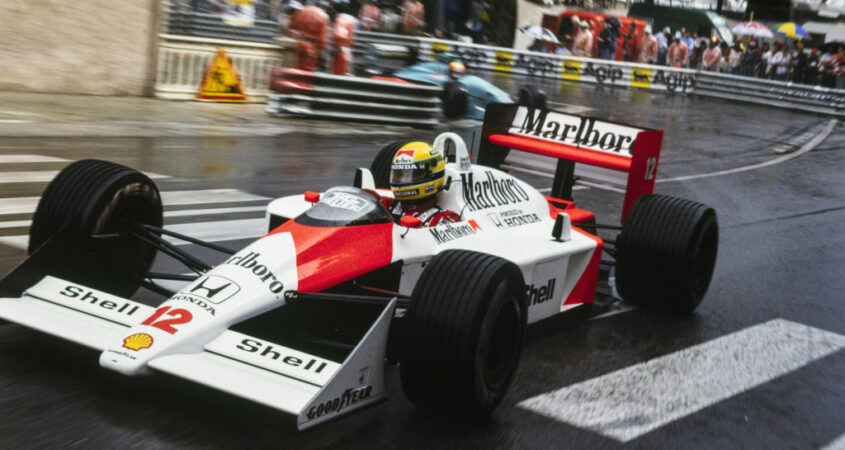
380, 5, 401, 33
791, 41, 808, 84
357, 0, 380, 31
668, 31, 688, 68
555, 40, 572, 55
832, 45, 845, 88
805, 48, 820, 85
638, 25, 658, 64
759, 42, 772, 78
597, 18, 618, 60
741, 40, 760, 76
770, 41, 790, 81
702, 40, 721, 72
682, 28, 695, 59
444, 0, 459, 38
528, 38, 546, 53
691, 40, 707, 69
402, 0, 424, 36
573, 20, 593, 57
622, 23, 639, 62
656, 26, 670, 65
819, 44, 835, 87
728, 42, 743, 74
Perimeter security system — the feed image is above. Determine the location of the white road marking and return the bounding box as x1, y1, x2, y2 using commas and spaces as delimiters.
0, 155, 68, 164
518, 319, 845, 442
821, 432, 845, 450
0, 120, 30, 124
0, 218, 265, 250
0, 189, 269, 216
659, 119, 837, 183
0, 206, 267, 230
0, 170, 168, 184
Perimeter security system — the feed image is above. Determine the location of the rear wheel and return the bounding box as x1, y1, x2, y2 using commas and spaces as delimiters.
400, 250, 527, 416
442, 81, 469, 118
29, 159, 163, 297
615, 194, 719, 314
517, 85, 547, 109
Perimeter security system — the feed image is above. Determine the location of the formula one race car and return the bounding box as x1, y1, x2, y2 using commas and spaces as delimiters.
0, 104, 717, 430
371, 54, 548, 120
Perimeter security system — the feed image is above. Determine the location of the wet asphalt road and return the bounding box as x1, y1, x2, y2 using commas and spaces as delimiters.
0, 82, 843, 449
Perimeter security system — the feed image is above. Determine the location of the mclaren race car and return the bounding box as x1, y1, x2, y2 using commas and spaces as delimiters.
0, 104, 718, 430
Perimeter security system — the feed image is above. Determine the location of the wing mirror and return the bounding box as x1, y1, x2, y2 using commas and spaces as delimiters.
304, 191, 320, 204
400, 215, 423, 229
552, 212, 571, 242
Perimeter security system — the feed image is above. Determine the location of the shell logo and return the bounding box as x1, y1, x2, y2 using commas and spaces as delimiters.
123, 333, 154, 351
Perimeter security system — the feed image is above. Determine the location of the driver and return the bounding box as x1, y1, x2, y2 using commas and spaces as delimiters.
448, 61, 466, 79
389, 142, 460, 227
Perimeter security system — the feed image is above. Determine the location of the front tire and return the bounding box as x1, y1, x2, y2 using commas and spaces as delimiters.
615, 194, 719, 314
442, 81, 469, 118
400, 250, 527, 416
29, 159, 163, 297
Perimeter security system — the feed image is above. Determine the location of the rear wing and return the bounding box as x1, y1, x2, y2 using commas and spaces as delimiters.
479, 103, 663, 223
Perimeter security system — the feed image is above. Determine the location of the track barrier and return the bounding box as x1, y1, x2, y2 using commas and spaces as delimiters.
266, 68, 441, 128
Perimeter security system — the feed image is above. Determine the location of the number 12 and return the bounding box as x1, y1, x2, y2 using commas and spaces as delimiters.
141, 306, 193, 334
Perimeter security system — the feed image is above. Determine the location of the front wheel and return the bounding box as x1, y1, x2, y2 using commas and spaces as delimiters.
615, 194, 719, 315
400, 250, 527, 416
442, 81, 469, 118
28, 159, 163, 297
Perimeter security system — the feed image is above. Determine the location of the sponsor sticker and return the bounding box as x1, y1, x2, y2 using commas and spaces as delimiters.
460, 170, 531, 212
561, 60, 582, 80
123, 333, 154, 351
429, 220, 482, 244
631, 67, 652, 88
493, 51, 513, 72
488, 211, 541, 228
526, 278, 556, 306
306, 386, 373, 420
225, 252, 285, 294
512, 107, 639, 156
322, 191, 368, 212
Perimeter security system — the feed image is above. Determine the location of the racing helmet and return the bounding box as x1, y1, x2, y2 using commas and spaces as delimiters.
390, 142, 446, 203
448, 61, 466, 79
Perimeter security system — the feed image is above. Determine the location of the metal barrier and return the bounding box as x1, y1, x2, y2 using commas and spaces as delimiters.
266, 68, 441, 128
155, 34, 291, 101
166, 10, 278, 44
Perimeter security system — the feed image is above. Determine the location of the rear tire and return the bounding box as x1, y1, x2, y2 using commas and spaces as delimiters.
29, 159, 163, 297
517, 85, 547, 109
442, 81, 469, 118
369, 141, 406, 189
615, 194, 719, 315
400, 250, 527, 416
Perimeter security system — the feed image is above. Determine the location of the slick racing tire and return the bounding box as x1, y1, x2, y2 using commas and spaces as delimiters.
370, 141, 407, 189
400, 250, 527, 417
29, 159, 163, 297
442, 81, 469, 118
615, 194, 719, 315
517, 85, 548, 110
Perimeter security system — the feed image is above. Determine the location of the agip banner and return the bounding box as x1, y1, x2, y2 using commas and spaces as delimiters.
418, 40, 697, 94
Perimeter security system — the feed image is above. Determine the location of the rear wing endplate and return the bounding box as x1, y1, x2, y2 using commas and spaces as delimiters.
479, 103, 663, 223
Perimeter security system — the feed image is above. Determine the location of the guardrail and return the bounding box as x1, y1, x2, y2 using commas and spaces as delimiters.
166, 10, 278, 44
155, 34, 291, 101
266, 68, 441, 128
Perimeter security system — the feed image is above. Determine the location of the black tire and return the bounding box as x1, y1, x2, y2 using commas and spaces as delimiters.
369, 141, 406, 189
517, 85, 547, 109
615, 194, 719, 315
400, 250, 527, 416
442, 81, 469, 118
29, 159, 163, 297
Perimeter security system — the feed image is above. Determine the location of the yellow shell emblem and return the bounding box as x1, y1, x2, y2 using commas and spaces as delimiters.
123, 333, 154, 351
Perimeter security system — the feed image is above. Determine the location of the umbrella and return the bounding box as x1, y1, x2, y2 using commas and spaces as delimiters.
774, 22, 810, 40
519, 25, 559, 44
731, 21, 773, 38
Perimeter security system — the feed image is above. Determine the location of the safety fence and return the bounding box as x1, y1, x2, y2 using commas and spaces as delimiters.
266, 68, 441, 128
155, 34, 291, 101
356, 32, 845, 117
166, 10, 278, 44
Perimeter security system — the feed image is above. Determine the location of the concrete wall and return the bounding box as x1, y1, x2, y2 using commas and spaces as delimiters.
0, 0, 160, 96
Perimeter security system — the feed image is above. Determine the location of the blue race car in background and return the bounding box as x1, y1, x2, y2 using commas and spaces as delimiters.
363, 51, 547, 120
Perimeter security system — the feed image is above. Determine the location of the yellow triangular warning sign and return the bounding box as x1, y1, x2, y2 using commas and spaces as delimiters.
196, 48, 247, 102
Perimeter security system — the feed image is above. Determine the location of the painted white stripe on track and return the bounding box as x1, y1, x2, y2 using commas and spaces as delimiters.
518, 319, 845, 442
0, 218, 265, 250
0, 155, 69, 164
0, 206, 267, 230
821, 432, 845, 450
0, 189, 269, 216
0, 170, 168, 184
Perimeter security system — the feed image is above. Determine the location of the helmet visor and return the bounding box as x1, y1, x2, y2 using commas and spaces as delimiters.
390, 159, 438, 185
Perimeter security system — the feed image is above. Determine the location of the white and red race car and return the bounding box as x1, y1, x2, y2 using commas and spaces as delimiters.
0, 104, 717, 430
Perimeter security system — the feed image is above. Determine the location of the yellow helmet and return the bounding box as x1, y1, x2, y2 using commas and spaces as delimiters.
390, 142, 446, 202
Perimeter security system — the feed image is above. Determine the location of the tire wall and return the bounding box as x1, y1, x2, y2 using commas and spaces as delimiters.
0, 0, 161, 96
